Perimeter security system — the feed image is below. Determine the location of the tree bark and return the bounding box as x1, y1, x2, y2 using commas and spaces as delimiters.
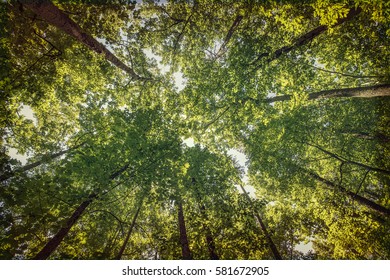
198, 204, 219, 260
1, 142, 85, 182
251, 7, 361, 68
177, 200, 192, 260
32, 193, 97, 260
23, 0, 147, 80
307, 170, 390, 216
239, 185, 283, 260
115, 201, 143, 260
31, 162, 131, 259
261, 84, 390, 104
215, 15, 243, 58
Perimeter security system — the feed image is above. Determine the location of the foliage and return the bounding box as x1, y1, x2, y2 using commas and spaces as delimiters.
0, 0, 389, 259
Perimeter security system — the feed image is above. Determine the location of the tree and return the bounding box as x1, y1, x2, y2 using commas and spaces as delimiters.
22, 0, 148, 80
2, 0, 389, 260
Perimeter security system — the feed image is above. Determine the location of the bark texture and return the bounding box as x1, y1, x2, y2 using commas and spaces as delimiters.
262, 84, 390, 104
177, 200, 192, 260
24, 0, 146, 80
31, 162, 131, 259
33, 194, 96, 260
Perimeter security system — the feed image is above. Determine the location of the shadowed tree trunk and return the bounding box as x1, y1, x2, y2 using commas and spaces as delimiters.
305, 142, 390, 176
1, 142, 85, 182
198, 203, 219, 260
306, 170, 390, 216
251, 7, 361, 69
177, 200, 192, 260
115, 200, 143, 260
191, 178, 219, 260
32, 193, 97, 260
239, 185, 283, 260
23, 0, 148, 80
339, 130, 389, 143
32, 162, 131, 260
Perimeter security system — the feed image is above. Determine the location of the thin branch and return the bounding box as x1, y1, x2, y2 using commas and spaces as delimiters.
306, 63, 384, 79
356, 170, 370, 195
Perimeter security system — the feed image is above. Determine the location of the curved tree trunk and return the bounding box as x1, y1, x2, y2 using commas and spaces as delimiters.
239, 185, 283, 260
23, 0, 147, 80
1, 142, 85, 182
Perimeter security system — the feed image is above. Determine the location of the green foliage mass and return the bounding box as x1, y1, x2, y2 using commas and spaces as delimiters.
0, 0, 389, 259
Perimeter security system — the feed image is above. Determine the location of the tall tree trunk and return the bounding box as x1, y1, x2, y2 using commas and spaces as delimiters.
306, 142, 390, 176
339, 130, 389, 143
306, 170, 390, 216
251, 7, 361, 68
198, 203, 219, 260
32, 193, 97, 259
259, 84, 390, 104
31, 162, 131, 259
191, 178, 219, 260
115, 200, 143, 260
239, 185, 283, 260
177, 200, 192, 260
23, 0, 147, 80
1, 142, 85, 182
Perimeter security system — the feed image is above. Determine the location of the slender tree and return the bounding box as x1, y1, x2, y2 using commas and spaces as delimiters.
250, 7, 361, 70
177, 199, 192, 260
115, 199, 143, 260
1, 142, 85, 182
23, 0, 148, 80
239, 185, 282, 260
306, 169, 390, 216
32, 162, 131, 260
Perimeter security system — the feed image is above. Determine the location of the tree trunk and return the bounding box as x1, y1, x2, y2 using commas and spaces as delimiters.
1, 142, 85, 182
306, 170, 390, 216
23, 0, 146, 80
115, 201, 143, 260
251, 7, 361, 68
31, 162, 131, 259
239, 185, 283, 260
198, 204, 219, 260
340, 130, 389, 143
32, 193, 96, 259
306, 142, 390, 176
191, 178, 219, 259
177, 200, 192, 260
215, 15, 243, 58
262, 84, 390, 104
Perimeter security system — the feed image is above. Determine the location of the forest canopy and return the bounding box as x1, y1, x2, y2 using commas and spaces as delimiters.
0, 0, 389, 260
